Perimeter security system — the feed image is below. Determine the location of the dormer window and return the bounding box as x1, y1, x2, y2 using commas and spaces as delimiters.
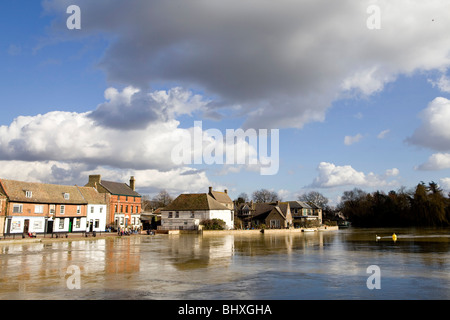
63, 193, 70, 200
25, 191, 32, 198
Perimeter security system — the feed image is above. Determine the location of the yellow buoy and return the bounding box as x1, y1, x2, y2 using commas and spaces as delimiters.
392, 233, 397, 242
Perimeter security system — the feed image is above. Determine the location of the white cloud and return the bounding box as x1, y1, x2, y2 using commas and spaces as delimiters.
428, 74, 450, 93
407, 97, 450, 151
385, 168, 399, 177
0, 160, 213, 195
311, 162, 399, 188
439, 178, 450, 191
344, 133, 363, 146
377, 129, 390, 139
416, 153, 450, 171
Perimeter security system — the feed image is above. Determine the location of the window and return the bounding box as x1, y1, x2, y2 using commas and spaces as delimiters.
120, 205, 123, 213
95, 220, 99, 228
114, 205, 118, 213
75, 218, 81, 228
90, 206, 94, 214
100, 207, 103, 213
77, 206, 82, 214
60, 205, 65, 214
168, 212, 173, 218
50, 205, 55, 214
63, 193, 70, 200
190, 211, 195, 218
175, 211, 179, 218
270, 219, 281, 228
35, 205, 44, 214
25, 191, 32, 198
59, 218, 65, 229
125, 205, 128, 213
13, 204, 23, 213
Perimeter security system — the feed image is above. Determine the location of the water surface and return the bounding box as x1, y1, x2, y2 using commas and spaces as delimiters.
1, 228, 450, 299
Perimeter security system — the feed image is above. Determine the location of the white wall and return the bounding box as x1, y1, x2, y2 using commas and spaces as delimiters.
161, 209, 233, 230
86, 204, 107, 232
6, 217, 46, 234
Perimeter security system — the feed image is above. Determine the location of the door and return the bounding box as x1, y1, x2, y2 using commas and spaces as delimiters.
6, 218, 12, 234
47, 220, 54, 233
69, 218, 73, 232
24, 219, 30, 234
89, 220, 93, 232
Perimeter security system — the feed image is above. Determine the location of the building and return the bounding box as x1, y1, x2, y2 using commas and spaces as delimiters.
160, 193, 234, 230
0, 179, 88, 235
236, 201, 293, 229
287, 201, 322, 227
208, 187, 234, 212
252, 201, 293, 229
0, 190, 7, 236
76, 186, 109, 232
85, 175, 142, 230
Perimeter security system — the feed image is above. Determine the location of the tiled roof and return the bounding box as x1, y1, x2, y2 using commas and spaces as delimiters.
161, 193, 229, 211
0, 179, 87, 204
76, 186, 108, 204
100, 180, 141, 197
209, 190, 233, 204
287, 201, 312, 209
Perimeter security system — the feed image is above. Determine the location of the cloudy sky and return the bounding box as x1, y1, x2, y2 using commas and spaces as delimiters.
2, 0, 450, 205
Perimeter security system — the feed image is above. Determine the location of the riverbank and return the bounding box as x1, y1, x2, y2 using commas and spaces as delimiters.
0, 226, 339, 244
171, 225, 339, 235
0, 232, 122, 245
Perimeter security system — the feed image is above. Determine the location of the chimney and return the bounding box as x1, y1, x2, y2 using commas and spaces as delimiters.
89, 175, 101, 186
130, 176, 136, 191
224, 189, 228, 194
209, 186, 212, 194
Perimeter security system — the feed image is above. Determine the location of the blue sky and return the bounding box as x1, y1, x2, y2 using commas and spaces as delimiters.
2, 0, 450, 205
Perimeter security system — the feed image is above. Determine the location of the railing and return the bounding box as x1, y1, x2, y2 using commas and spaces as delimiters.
157, 225, 199, 231
1, 230, 114, 241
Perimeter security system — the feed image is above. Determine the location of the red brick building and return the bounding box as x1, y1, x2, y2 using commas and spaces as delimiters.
85, 175, 142, 230
0, 179, 88, 235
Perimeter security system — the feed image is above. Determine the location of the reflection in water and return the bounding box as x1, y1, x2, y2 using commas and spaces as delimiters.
1, 228, 450, 299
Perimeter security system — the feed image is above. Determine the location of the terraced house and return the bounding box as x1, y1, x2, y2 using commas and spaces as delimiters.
0, 179, 89, 235
85, 175, 142, 231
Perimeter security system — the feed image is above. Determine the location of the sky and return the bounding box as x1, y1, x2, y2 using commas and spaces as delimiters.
2, 0, 450, 206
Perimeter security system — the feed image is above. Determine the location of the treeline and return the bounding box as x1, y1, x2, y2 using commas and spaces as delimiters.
338, 181, 450, 227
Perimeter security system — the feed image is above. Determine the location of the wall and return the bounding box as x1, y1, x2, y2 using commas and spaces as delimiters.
86, 204, 107, 232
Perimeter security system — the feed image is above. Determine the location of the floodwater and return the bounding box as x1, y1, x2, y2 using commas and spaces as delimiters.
1, 228, 450, 300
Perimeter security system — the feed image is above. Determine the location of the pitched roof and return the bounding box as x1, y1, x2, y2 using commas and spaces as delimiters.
161, 193, 230, 211
76, 186, 108, 205
99, 180, 141, 197
209, 190, 233, 204
0, 179, 87, 204
287, 201, 312, 209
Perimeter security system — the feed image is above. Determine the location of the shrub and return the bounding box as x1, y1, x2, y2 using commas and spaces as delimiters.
201, 218, 226, 230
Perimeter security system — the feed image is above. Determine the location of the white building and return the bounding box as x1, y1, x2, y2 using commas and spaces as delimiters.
77, 186, 108, 232
160, 193, 233, 230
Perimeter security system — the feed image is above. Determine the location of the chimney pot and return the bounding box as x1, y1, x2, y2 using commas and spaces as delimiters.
209, 186, 212, 194
224, 189, 228, 194
130, 176, 136, 191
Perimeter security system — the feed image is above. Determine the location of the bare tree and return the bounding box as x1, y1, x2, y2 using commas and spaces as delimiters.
252, 189, 280, 203
152, 190, 173, 208
298, 191, 329, 208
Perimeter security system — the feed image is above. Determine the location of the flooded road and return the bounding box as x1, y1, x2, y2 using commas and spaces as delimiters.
1, 228, 450, 299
